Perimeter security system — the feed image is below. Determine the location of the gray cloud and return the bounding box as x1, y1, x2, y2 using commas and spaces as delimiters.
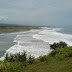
0, 0, 72, 26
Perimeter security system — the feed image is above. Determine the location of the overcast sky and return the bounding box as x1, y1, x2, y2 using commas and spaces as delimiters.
0, 0, 72, 26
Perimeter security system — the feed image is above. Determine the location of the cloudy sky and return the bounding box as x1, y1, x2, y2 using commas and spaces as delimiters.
0, 0, 72, 26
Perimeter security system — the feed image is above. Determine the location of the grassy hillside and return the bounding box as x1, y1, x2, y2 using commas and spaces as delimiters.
0, 42, 72, 72
24, 58, 72, 72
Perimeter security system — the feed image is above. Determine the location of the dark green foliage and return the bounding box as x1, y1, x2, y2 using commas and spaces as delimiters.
15, 52, 27, 62
58, 41, 67, 48
39, 55, 47, 62
50, 43, 58, 50
50, 41, 67, 50
27, 55, 35, 65
50, 48, 61, 56
5, 52, 27, 62
5, 53, 9, 60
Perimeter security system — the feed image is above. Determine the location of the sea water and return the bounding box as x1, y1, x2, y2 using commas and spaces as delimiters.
0, 26, 72, 60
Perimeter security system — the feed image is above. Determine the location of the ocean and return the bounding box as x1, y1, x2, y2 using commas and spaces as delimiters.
0, 26, 72, 60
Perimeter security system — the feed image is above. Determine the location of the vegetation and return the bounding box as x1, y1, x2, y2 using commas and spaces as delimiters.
50, 41, 67, 50
0, 42, 72, 72
0, 26, 39, 33
5, 52, 27, 62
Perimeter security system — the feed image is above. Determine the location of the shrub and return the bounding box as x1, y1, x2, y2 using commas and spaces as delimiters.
50, 43, 58, 50
58, 41, 67, 48
39, 55, 47, 62
55, 47, 72, 60
27, 55, 35, 65
50, 41, 67, 50
5, 52, 27, 62
5, 53, 9, 61
50, 48, 61, 56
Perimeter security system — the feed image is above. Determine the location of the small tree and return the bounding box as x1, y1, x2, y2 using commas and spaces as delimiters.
50, 41, 67, 50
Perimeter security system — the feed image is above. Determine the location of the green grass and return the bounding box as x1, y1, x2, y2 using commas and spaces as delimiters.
0, 43, 72, 72
24, 57, 72, 72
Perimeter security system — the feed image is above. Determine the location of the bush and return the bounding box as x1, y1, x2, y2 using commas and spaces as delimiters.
58, 41, 67, 48
27, 55, 35, 65
50, 48, 61, 56
39, 55, 47, 62
53, 47, 72, 60
50, 43, 58, 50
50, 41, 67, 50
5, 52, 27, 62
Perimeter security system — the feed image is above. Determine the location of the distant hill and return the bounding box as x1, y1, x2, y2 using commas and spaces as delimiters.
0, 23, 19, 26
0, 23, 51, 27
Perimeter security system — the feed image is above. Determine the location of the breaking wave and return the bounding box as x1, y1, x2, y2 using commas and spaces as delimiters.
0, 27, 72, 60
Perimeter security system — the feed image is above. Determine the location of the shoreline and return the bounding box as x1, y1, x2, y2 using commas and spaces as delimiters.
0, 26, 40, 34
0, 26, 40, 60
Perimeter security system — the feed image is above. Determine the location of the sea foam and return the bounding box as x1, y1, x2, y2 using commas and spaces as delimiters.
33, 27, 72, 46
0, 27, 72, 60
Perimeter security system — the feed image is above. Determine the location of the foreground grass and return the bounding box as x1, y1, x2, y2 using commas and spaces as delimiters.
0, 58, 72, 72
0, 42, 72, 72
0, 26, 39, 33
24, 58, 72, 72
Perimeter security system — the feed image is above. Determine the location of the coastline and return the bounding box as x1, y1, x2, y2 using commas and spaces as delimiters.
0, 26, 72, 72
0, 26, 39, 34
0, 26, 40, 58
